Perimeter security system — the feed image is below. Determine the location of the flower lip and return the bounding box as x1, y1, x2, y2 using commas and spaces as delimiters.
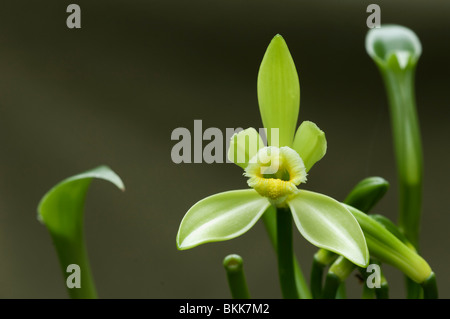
244, 146, 307, 203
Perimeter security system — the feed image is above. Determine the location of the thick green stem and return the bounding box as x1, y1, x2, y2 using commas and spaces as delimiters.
381, 66, 423, 250
335, 283, 347, 299
359, 261, 389, 299
310, 258, 325, 299
322, 273, 340, 299
383, 69, 423, 299
223, 254, 251, 299
422, 272, 438, 299
361, 284, 375, 299
322, 256, 356, 299
405, 277, 423, 299
376, 281, 389, 299
276, 207, 298, 299
262, 207, 311, 299
310, 250, 338, 298
51, 230, 97, 299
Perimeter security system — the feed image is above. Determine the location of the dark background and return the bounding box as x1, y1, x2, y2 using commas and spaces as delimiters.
0, 1, 448, 298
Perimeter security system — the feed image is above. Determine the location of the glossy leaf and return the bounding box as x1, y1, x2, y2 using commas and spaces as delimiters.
37, 165, 125, 299
292, 121, 327, 172
288, 190, 369, 267
177, 190, 270, 250
257, 34, 300, 148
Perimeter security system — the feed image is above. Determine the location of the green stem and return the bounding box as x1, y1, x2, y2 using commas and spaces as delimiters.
322, 256, 356, 299
405, 277, 423, 299
358, 265, 374, 299
381, 66, 423, 250
310, 249, 337, 298
335, 283, 347, 299
376, 282, 389, 299
310, 258, 325, 299
276, 207, 298, 299
422, 272, 438, 299
376, 263, 389, 299
262, 207, 311, 299
223, 254, 251, 299
321, 273, 340, 299
366, 27, 427, 299
361, 284, 375, 299
380, 50, 423, 299
51, 230, 97, 299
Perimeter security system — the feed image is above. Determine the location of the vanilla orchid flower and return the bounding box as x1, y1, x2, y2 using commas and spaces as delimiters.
176, 35, 369, 269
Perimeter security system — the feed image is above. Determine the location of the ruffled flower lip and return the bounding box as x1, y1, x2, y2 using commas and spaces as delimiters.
244, 146, 307, 204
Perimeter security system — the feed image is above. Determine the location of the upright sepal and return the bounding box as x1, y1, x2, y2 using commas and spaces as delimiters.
257, 34, 300, 147
287, 190, 369, 267
177, 190, 271, 250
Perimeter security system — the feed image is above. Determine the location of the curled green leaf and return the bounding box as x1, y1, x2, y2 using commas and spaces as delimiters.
366, 24, 422, 69
37, 165, 125, 299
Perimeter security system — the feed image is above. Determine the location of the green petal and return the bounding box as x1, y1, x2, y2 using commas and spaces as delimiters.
177, 190, 270, 250
287, 190, 369, 267
227, 127, 265, 169
365, 24, 421, 70
257, 34, 300, 148
291, 121, 327, 172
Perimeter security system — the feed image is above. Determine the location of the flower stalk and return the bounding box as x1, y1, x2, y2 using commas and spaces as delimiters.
276, 207, 299, 299
261, 207, 311, 298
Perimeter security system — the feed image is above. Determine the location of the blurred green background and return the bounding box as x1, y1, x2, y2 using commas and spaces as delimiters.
0, 0, 449, 298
